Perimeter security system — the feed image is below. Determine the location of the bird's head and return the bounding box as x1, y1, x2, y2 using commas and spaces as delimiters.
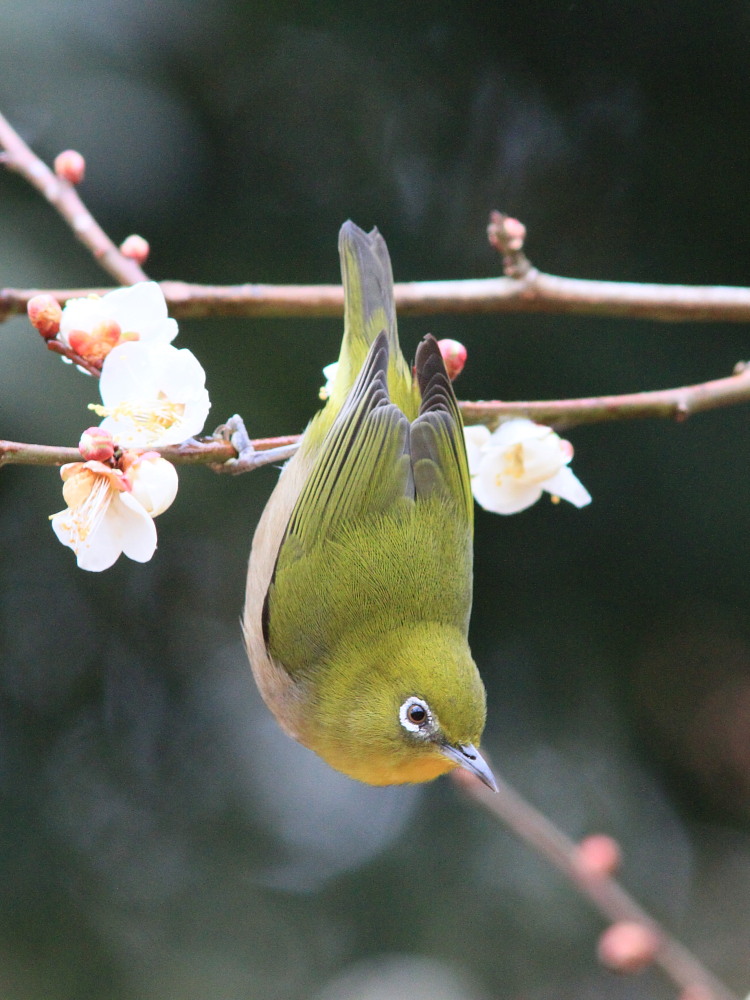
305, 622, 496, 789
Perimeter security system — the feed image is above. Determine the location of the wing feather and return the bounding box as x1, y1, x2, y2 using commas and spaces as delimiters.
281, 331, 414, 556
410, 336, 473, 524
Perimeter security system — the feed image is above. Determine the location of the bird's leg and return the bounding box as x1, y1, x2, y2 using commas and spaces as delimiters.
213, 414, 300, 474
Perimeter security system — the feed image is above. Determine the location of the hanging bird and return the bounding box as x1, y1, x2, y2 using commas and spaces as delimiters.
243, 221, 495, 789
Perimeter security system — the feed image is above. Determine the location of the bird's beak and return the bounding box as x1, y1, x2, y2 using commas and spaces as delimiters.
440, 742, 498, 792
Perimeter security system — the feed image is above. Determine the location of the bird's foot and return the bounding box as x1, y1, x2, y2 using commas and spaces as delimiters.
212, 414, 299, 475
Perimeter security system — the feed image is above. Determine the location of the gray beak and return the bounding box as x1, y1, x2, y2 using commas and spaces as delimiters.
440, 742, 498, 791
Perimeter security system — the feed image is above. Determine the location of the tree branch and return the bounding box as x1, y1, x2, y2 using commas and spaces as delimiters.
5, 271, 750, 325
453, 769, 741, 1000
460, 362, 750, 430
0, 111, 147, 286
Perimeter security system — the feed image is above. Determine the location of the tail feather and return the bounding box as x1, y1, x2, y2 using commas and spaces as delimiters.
329, 221, 416, 418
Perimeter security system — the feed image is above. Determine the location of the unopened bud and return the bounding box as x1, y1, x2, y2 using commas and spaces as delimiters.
437, 339, 467, 381
54, 149, 86, 185
577, 834, 622, 877
79, 427, 116, 463
488, 211, 527, 252
500, 216, 526, 251
119, 234, 150, 265
27, 294, 62, 339
597, 922, 660, 974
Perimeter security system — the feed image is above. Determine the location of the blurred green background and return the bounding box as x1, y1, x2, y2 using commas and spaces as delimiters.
2, 3, 750, 998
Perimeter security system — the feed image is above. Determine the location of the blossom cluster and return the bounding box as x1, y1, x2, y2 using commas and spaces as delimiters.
29, 283, 210, 571
33, 290, 590, 569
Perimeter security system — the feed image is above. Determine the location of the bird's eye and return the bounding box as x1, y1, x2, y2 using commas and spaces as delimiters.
407, 703, 427, 724
399, 696, 432, 734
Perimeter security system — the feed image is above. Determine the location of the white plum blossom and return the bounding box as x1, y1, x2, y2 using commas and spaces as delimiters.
464, 418, 591, 515
51, 461, 157, 571
50, 454, 179, 572
58, 282, 178, 366
91, 340, 211, 447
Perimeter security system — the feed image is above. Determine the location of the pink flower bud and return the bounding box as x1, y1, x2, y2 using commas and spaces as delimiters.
78, 427, 116, 463
501, 216, 526, 251
437, 338, 467, 381
54, 149, 86, 185
487, 211, 528, 256
119, 234, 150, 265
597, 922, 660, 974
27, 294, 63, 340
576, 834, 622, 877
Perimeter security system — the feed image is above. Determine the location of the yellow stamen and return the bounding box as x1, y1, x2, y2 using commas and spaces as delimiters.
58, 474, 115, 549
88, 396, 186, 441
503, 442, 525, 479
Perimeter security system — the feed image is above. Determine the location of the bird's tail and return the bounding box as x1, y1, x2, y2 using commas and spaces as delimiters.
327, 221, 416, 418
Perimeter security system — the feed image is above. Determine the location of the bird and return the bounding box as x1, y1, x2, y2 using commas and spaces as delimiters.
243, 221, 495, 790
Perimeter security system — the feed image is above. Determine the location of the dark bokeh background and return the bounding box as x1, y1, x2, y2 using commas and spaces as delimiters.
2, 3, 750, 998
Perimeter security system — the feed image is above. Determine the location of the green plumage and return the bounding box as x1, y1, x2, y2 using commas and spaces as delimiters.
244, 222, 492, 788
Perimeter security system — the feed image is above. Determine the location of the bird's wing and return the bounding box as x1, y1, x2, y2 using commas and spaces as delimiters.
410, 335, 474, 527
282, 331, 414, 552
262, 332, 414, 665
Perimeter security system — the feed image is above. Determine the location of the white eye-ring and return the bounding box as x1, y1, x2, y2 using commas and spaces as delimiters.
399, 696, 432, 734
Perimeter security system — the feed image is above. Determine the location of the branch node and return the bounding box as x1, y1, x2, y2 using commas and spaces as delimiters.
487, 210, 534, 279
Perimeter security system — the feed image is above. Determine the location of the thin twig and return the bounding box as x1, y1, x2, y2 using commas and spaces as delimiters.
460, 362, 750, 430
452, 769, 740, 1000
44, 338, 103, 377
0, 112, 147, 286
0, 433, 301, 470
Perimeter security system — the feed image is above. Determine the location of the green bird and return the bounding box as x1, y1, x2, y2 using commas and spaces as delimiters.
243, 221, 495, 789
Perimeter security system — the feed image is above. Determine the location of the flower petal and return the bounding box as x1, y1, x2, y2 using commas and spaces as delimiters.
472, 449, 544, 514
58, 297, 108, 345
489, 417, 550, 449
515, 434, 567, 484
103, 282, 178, 343
99, 339, 161, 401
463, 425, 491, 476
542, 465, 592, 508
51, 504, 123, 572
472, 476, 544, 515
115, 493, 159, 562
127, 455, 179, 516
